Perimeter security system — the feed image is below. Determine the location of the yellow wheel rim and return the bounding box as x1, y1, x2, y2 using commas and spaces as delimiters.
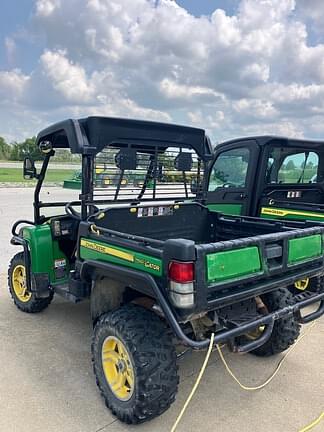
12, 264, 32, 303
246, 325, 265, 340
294, 278, 309, 291
102, 336, 134, 401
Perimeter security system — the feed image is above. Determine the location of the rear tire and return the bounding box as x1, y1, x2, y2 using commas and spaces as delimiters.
250, 288, 301, 357
8, 252, 53, 313
91, 304, 178, 424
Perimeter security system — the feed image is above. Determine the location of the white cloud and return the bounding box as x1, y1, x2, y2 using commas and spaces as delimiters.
40, 50, 95, 103
296, 0, 324, 32
4, 37, 16, 65
1, 0, 324, 142
0, 69, 29, 102
35, 0, 61, 17
159, 78, 224, 101
233, 98, 278, 119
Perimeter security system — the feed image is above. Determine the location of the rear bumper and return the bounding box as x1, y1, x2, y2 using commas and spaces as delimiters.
155, 282, 324, 352
81, 260, 324, 353
79, 260, 324, 352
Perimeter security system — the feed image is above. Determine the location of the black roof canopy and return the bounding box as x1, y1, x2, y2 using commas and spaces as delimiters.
36, 116, 213, 159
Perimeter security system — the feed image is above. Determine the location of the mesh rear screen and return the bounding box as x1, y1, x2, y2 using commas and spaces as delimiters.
93, 144, 204, 202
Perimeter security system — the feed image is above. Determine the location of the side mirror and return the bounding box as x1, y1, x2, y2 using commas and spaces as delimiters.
23, 157, 37, 179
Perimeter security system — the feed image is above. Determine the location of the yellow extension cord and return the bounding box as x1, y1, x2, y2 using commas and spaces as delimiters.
170, 333, 215, 432
170, 322, 323, 432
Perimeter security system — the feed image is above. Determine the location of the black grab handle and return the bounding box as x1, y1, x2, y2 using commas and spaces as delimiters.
11, 220, 35, 236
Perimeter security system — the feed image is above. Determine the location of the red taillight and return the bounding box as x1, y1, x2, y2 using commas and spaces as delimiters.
168, 261, 194, 283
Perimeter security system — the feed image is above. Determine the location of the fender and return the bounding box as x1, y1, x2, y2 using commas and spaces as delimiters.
80, 260, 157, 299
91, 276, 125, 323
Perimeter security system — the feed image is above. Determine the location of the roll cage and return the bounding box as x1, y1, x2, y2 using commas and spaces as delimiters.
33, 117, 213, 223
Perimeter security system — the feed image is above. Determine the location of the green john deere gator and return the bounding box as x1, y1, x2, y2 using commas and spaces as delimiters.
9, 117, 324, 424
205, 135, 324, 292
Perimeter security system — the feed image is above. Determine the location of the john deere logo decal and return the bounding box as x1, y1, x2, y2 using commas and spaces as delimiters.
80, 239, 134, 262
261, 208, 287, 217
80, 238, 162, 275
261, 207, 324, 219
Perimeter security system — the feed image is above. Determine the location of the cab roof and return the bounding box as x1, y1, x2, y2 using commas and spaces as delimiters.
216, 135, 324, 151
36, 116, 213, 160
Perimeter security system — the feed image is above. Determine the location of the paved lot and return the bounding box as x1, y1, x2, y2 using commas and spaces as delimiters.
0, 187, 323, 432
0, 187, 79, 274
0, 162, 79, 170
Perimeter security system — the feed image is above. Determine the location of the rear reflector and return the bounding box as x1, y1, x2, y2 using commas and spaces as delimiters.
168, 261, 194, 283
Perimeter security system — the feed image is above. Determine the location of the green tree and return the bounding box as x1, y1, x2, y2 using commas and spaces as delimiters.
286, 160, 296, 170
306, 161, 314, 169
9, 137, 43, 161
211, 156, 248, 186
0, 136, 11, 160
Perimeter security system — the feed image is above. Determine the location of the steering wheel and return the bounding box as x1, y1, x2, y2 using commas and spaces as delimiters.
65, 201, 82, 220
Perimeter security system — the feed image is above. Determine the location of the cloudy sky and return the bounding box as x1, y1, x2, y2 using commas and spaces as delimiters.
1, 0, 324, 143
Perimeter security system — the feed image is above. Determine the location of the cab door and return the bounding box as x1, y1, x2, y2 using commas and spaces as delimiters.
206, 140, 260, 216
257, 146, 324, 221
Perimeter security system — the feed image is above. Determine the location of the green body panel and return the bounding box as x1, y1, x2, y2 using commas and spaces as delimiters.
23, 224, 69, 283
288, 234, 323, 264
63, 179, 81, 189
260, 206, 324, 222
206, 246, 262, 283
79, 238, 163, 277
207, 203, 242, 215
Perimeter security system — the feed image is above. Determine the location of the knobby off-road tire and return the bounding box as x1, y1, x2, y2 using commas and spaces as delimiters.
8, 252, 53, 313
251, 288, 301, 357
92, 304, 179, 424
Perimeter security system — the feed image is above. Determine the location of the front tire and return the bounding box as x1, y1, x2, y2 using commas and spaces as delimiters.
250, 288, 301, 357
91, 304, 178, 424
8, 252, 53, 313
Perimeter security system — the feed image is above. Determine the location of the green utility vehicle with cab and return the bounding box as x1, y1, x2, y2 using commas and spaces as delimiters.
8, 118, 324, 424
207, 136, 324, 292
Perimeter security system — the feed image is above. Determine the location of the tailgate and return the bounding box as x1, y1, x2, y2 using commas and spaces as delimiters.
196, 226, 324, 308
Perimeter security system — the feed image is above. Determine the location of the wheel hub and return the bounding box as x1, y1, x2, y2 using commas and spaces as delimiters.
12, 264, 32, 303
116, 359, 126, 373
101, 335, 134, 401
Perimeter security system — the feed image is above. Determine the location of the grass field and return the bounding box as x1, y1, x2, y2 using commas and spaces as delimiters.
278, 168, 316, 183
0, 168, 75, 183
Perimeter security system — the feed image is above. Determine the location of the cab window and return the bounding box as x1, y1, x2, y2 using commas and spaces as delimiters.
208, 147, 250, 191
267, 149, 319, 184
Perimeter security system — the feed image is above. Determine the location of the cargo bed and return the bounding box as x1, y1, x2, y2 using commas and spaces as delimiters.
79, 202, 324, 325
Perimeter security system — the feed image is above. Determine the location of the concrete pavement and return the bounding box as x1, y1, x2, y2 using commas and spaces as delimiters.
0, 162, 79, 170
0, 187, 323, 432
0, 282, 323, 432
0, 187, 79, 274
